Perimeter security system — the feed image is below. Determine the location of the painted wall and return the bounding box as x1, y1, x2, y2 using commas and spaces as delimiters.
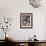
0, 0, 46, 40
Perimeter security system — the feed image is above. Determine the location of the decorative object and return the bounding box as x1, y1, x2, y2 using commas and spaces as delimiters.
1, 17, 12, 39
20, 13, 33, 29
32, 35, 39, 41
29, 0, 44, 8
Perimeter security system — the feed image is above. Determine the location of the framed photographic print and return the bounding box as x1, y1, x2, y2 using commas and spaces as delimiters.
20, 13, 33, 29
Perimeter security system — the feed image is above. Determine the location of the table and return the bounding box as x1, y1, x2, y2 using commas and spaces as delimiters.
5, 39, 46, 46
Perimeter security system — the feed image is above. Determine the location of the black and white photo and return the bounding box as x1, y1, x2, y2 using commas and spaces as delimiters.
20, 13, 33, 29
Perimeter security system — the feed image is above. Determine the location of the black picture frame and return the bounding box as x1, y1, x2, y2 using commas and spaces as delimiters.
20, 13, 33, 29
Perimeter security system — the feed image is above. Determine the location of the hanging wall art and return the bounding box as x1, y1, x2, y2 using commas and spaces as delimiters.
20, 13, 33, 29
29, 0, 44, 8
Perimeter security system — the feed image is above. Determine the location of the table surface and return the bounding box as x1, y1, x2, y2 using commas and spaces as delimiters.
13, 40, 46, 43
7, 39, 46, 43
1, 39, 46, 43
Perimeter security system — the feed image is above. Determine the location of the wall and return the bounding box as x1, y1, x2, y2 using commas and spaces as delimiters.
0, 0, 46, 40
